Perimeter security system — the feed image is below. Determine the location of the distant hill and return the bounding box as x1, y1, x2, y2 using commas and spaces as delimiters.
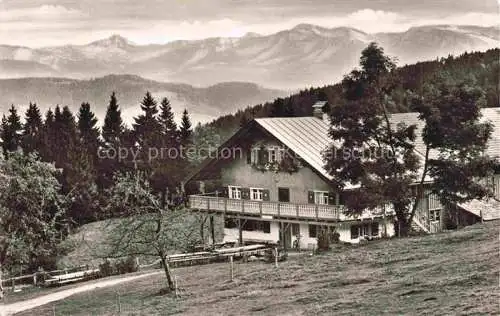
0, 75, 287, 125
0, 24, 498, 89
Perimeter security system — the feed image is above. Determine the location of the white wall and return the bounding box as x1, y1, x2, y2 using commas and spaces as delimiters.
223, 221, 280, 243
223, 219, 395, 248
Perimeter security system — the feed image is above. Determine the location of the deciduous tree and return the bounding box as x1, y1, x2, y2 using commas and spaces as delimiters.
104, 172, 205, 291
0, 152, 67, 272
324, 43, 420, 236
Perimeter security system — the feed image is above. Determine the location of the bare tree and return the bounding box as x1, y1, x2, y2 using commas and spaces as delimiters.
104, 171, 205, 291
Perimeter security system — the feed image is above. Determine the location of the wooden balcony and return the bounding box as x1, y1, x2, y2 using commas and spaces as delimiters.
188, 195, 392, 222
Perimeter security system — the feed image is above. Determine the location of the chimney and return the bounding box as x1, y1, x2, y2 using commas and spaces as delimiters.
312, 101, 328, 120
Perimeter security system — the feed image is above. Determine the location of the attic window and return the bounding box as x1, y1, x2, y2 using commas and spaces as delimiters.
268, 147, 284, 163
250, 147, 260, 164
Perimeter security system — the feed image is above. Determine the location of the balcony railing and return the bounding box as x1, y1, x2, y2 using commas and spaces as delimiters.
189, 195, 393, 221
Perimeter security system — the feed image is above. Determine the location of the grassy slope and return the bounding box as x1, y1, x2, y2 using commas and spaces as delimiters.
18, 221, 499, 316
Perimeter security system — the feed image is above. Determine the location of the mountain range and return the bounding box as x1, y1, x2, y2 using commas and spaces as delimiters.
0, 75, 286, 125
1, 24, 498, 89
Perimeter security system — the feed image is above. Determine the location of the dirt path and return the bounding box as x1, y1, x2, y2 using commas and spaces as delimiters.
1, 271, 162, 316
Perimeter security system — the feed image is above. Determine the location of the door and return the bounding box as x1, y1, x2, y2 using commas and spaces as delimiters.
278, 187, 290, 202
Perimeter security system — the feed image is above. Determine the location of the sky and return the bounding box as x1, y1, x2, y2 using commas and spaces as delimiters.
0, 0, 498, 47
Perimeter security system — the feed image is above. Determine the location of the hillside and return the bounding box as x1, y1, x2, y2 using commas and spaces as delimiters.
0, 75, 286, 125
205, 48, 500, 142
0, 24, 498, 88
15, 221, 500, 315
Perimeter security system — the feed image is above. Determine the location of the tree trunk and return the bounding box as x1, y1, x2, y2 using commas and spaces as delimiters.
159, 255, 174, 291
394, 202, 410, 237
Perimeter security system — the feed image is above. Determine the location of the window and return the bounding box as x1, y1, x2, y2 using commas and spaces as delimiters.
278, 187, 290, 202
350, 223, 380, 239
224, 218, 238, 229
267, 147, 285, 163
224, 219, 270, 233
228, 186, 241, 199
309, 224, 318, 238
243, 220, 271, 233
350, 225, 360, 239
429, 209, 441, 222
250, 188, 263, 201
269, 148, 277, 162
314, 191, 329, 205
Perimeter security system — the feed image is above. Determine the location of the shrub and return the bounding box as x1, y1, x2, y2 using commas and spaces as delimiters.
99, 259, 114, 277
116, 256, 139, 274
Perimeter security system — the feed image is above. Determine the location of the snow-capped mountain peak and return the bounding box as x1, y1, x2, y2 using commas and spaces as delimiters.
89, 34, 135, 48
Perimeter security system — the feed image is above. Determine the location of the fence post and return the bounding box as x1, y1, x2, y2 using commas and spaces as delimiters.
117, 290, 121, 315
274, 248, 278, 268
229, 256, 234, 281
174, 276, 179, 298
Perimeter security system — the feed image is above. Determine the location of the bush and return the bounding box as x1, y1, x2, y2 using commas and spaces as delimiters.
99, 259, 114, 277
116, 256, 139, 274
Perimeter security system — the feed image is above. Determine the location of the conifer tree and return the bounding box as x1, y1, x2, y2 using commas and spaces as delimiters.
99, 93, 125, 190
0, 115, 8, 158
159, 97, 177, 138
22, 102, 43, 155
77, 102, 100, 159
102, 92, 124, 145
1, 105, 23, 157
40, 109, 56, 162
179, 109, 192, 146
132, 91, 162, 169
53, 106, 78, 169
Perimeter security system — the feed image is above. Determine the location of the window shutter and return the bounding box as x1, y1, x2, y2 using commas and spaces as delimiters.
242, 187, 250, 199
262, 150, 269, 163
221, 186, 229, 198
308, 191, 315, 204
257, 148, 265, 164
262, 189, 270, 201
246, 149, 251, 164
328, 192, 336, 205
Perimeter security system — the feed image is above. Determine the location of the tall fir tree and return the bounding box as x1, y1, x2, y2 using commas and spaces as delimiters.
179, 109, 193, 146
40, 109, 56, 162
22, 102, 43, 155
152, 97, 182, 203
102, 92, 124, 145
159, 97, 177, 138
132, 92, 162, 169
77, 102, 100, 159
99, 93, 125, 190
53, 106, 78, 169
0, 115, 8, 158
1, 105, 23, 157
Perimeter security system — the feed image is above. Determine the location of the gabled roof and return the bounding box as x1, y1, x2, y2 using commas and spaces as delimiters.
255, 117, 331, 180
184, 108, 500, 186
